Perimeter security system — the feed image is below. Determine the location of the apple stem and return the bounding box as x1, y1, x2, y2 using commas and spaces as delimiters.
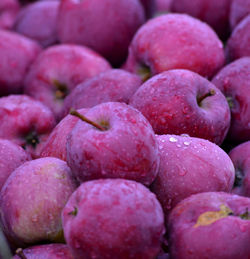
197, 89, 216, 105
70, 109, 106, 131
16, 248, 27, 259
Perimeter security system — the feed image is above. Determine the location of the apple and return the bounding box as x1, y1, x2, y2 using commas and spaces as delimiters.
0, 0, 19, 30
39, 108, 89, 161
67, 102, 160, 185
170, 0, 232, 40
155, 0, 172, 13
14, 0, 60, 47
226, 15, 250, 62
0, 95, 56, 158
57, 0, 146, 66
13, 244, 74, 259
129, 69, 231, 145
229, 141, 250, 197
230, 0, 250, 29
62, 179, 165, 259
24, 44, 111, 121
167, 192, 250, 259
0, 139, 30, 191
151, 134, 235, 216
62, 69, 142, 117
124, 13, 225, 80
211, 57, 250, 143
0, 29, 41, 96
139, 0, 156, 18
0, 157, 77, 247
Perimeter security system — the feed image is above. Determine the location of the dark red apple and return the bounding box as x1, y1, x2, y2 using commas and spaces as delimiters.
230, 0, 250, 29
62, 179, 165, 259
129, 69, 231, 145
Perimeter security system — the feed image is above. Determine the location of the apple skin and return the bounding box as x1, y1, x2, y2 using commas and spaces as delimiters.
124, 14, 225, 80
57, 0, 146, 66
168, 192, 250, 259
0, 157, 77, 247
24, 44, 111, 121
14, 0, 59, 47
229, 141, 250, 197
0, 95, 56, 158
211, 57, 250, 143
0, 139, 31, 191
67, 102, 159, 186
230, 0, 250, 29
139, 0, 156, 18
39, 108, 89, 161
62, 179, 165, 259
226, 15, 250, 62
156, 0, 172, 13
151, 135, 235, 216
12, 244, 74, 259
62, 69, 142, 117
0, 0, 19, 30
129, 69, 231, 145
0, 30, 41, 96
170, 0, 232, 40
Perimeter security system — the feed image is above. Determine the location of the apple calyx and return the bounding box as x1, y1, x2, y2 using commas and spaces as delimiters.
197, 89, 216, 106
137, 63, 152, 82
226, 96, 234, 109
68, 206, 78, 216
53, 79, 69, 100
240, 209, 250, 220
24, 131, 39, 149
16, 248, 27, 259
70, 109, 107, 131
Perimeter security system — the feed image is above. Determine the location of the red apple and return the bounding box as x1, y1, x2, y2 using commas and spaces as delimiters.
62, 179, 165, 259
230, 0, 250, 29
0, 0, 19, 30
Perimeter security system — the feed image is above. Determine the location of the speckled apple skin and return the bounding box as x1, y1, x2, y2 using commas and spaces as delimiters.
57, 0, 145, 66
12, 244, 74, 259
212, 57, 250, 143
124, 14, 225, 79
0, 139, 30, 191
171, 0, 232, 40
67, 102, 160, 186
0, 95, 56, 158
62, 179, 165, 259
229, 141, 250, 197
63, 69, 142, 116
0, 157, 77, 247
151, 135, 235, 215
129, 69, 231, 145
14, 0, 59, 47
0, 0, 19, 30
24, 44, 111, 121
230, 0, 250, 29
0, 30, 41, 96
226, 15, 250, 62
40, 108, 88, 161
168, 192, 250, 259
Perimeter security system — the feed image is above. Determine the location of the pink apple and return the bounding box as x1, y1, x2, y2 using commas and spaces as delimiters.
67, 102, 159, 185
24, 44, 111, 121
57, 0, 146, 66
0, 95, 56, 158
124, 14, 225, 80
14, 0, 59, 47
151, 134, 235, 215
0, 0, 19, 30
62, 179, 165, 259
129, 69, 231, 145
229, 141, 250, 197
62, 69, 142, 117
168, 192, 250, 259
0, 29, 41, 96
211, 57, 250, 143
0, 157, 77, 247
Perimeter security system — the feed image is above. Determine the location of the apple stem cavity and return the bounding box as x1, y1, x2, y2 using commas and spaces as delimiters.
226, 96, 234, 109
197, 89, 216, 106
69, 206, 78, 216
137, 63, 152, 82
16, 248, 27, 259
70, 109, 106, 131
53, 79, 69, 99
25, 131, 39, 149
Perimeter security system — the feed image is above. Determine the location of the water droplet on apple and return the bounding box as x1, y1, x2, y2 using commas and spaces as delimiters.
183, 141, 190, 146
169, 137, 178, 143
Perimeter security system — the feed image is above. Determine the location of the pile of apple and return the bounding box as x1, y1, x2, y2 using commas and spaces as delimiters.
0, 0, 249, 258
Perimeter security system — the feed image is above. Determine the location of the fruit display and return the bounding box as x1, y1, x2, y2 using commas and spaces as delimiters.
0, 1, 249, 259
